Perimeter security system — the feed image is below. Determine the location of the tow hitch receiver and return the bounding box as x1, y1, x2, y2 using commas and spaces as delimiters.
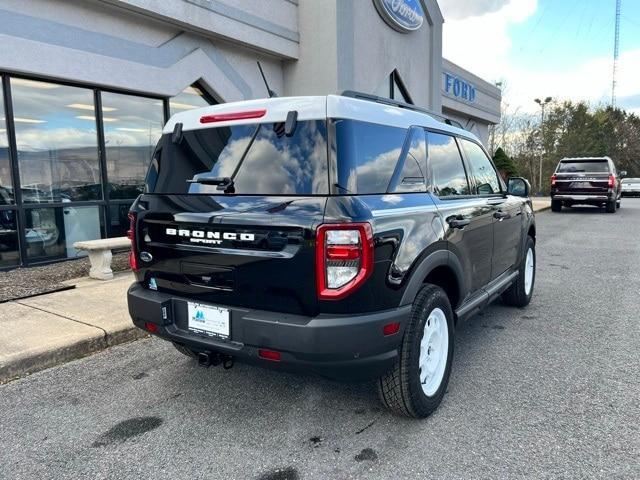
197, 352, 234, 369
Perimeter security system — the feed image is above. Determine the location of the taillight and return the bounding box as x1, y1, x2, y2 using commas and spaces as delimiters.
550, 174, 557, 186
127, 212, 139, 272
608, 174, 616, 188
316, 223, 373, 300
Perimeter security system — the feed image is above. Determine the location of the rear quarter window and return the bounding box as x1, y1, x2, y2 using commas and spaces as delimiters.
334, 120, 407, 194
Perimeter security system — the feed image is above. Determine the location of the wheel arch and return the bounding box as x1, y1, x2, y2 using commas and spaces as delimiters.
400, 250, 465, 313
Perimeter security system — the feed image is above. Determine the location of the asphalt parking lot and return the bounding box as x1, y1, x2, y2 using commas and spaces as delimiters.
1, 199, 639, 480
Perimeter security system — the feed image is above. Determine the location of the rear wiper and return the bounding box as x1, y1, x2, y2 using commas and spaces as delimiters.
187, 124, 262, 194
187, 175, 234, 192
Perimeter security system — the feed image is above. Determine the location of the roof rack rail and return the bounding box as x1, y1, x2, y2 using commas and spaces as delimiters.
340, 90, 465, 130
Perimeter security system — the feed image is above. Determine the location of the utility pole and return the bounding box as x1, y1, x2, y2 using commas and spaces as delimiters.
534, 97, 552, 195
612, 0, 621, 107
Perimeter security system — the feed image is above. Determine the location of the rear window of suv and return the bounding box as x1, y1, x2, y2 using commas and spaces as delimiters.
557, 160, 610, 173
146, 120, 328, 195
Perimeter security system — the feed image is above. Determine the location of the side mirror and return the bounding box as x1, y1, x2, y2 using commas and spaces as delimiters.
507, 177, 530, 197
620, 170, 627, 177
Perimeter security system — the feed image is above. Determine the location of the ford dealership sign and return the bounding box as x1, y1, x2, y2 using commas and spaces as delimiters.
443, 72, 477, 104
373, 0, 425, 33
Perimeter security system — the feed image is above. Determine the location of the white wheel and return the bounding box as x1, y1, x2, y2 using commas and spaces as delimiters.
419, 307, 449, 396
524, 247, 534, 295
378, 285, 454, 418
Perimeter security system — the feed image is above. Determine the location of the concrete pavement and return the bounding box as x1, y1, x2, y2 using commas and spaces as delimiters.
0, 272, 146, 383
0, 199, 552, 384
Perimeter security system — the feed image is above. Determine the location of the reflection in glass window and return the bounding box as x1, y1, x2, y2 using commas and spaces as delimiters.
102, 92, 164, 200
108, 203, 132, 238
392, 127, 426, 193
24, 206, 101, 261
428, 133, 470, 197
11, 78, 102, 203
0, 83, 13, 206
147, 120, 328, 195
170, 84, 214, 117
335, 120, 407, 194
460, 139, 501, 195
0, 209, 19, 267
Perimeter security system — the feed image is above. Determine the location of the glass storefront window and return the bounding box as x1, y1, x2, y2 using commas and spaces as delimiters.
102, 92, 164, 200
108, 203, 132, 238
0, 83, 13, 206
0, 209, 19, 268
169, 84, 214, 117
11, 78, 102, 204
24, 205, 102, 261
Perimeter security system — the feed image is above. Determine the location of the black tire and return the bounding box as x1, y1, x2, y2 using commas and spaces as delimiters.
378, 284, 454, 419
551, 199, 562, 212
502, 236, 535, 307
173, 342, 197, 358
606, 200, 616, 213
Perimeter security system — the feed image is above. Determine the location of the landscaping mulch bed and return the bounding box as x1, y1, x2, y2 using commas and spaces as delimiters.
0, 253, 130, 303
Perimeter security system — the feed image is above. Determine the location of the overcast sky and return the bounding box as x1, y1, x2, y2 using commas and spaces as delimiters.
438, 0, 640, 115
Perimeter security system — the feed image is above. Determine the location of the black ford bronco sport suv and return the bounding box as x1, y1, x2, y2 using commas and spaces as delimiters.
127, 92, 536, 418
550, 157, 625, 213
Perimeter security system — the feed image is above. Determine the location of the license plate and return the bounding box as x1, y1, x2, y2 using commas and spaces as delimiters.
187, 302, 230, 338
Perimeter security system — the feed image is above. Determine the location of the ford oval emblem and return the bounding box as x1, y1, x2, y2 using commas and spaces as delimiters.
373, 0, 425, 33
140, 251, 153, 263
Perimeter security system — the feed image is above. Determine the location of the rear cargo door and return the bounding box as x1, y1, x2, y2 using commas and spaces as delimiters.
555, 160, 611, 195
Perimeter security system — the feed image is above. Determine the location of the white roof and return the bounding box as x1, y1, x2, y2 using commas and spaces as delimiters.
163, 95, 477, 141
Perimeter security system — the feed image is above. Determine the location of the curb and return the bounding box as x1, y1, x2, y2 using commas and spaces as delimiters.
0, 326, 148, 385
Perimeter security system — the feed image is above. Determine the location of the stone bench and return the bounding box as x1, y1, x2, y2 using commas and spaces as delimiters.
73, 237, 131, 280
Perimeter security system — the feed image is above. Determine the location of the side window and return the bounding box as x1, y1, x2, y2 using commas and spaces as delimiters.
460, 139, 502, 195
335, 120, 407, 194
392, 127, 426, 193
428, 132, 471, 197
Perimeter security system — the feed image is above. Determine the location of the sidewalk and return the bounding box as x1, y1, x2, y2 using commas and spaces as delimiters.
532, 197, 551, 212
0, 272, 146, 383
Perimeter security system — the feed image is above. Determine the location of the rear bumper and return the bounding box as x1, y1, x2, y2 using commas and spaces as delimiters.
127, 283, 410, 381
551, 193, 613, 202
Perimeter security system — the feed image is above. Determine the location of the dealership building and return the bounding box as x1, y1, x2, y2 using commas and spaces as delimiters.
0, 0, 501, 268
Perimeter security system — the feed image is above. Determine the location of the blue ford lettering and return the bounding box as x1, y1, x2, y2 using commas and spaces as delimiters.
444, 72, 477, 103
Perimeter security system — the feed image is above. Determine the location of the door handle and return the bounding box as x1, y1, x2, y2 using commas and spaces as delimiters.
448, 218, 471, 229
494, 210, 510, 220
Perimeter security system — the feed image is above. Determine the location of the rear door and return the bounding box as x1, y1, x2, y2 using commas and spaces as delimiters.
427, 131, 493, 294
134, 115, 330, 316
554, 159, 611, 195
459, 138, 522, 279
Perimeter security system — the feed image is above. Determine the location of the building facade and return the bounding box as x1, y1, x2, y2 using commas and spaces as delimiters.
0, 0, 500, 268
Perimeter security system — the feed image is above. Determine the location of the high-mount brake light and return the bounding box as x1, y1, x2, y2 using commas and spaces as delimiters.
127, 212, 139, 272
200, 109, 267, 124
608, 174, 616, 188
550, 174, 557, 186
316, 223, 374, 300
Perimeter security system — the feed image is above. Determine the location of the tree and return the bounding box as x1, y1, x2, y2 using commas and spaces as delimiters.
492, 147, 518, 179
